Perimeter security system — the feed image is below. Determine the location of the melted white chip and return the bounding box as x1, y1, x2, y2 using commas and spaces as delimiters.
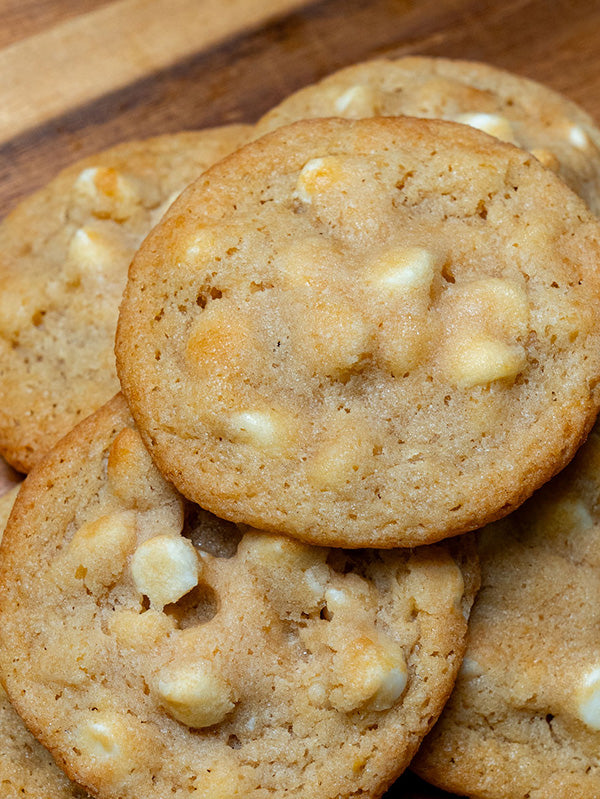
577, 667, 600, 730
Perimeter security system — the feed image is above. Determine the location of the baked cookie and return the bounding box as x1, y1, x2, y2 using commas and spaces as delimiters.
116, 116, 600, 548
256, 56, 600, 214
0, 485, 88, 798
0, 394, 478, 799
0, 125, 251, 473
412, 421, 600, 798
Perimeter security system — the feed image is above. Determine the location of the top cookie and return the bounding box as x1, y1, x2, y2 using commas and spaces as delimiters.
116, 116, 600, 548
0, 125, 251, 473
256, 56, 600, 213
412, 420, 600, 798
0, 394, 478, 799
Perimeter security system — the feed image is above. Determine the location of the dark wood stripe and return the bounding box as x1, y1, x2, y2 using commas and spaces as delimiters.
1, 0, 599, 218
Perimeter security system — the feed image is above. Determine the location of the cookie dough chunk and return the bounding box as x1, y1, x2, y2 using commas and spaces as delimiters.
0, 394, 478, 799
412, 421, 600, 798
0, 485, 89, 798
256, 56, 600, 213
116, 117, 600, 548
0, 125, 251, 473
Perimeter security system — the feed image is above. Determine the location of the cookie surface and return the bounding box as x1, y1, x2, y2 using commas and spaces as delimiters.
0, 485, 88, 799
412, 421, 600, 798
117, 116, 600, 548
256, 56, 600, 213
0, 394, 478, 799
0, 125, 251, 473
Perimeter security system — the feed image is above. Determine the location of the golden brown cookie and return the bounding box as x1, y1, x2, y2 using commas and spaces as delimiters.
0, 126, 251, 473
256, 56, 600, 213
412, 421, 600, 798
0, 394, 478, 799
116, 116, 600, 548
0, 485, 89, 799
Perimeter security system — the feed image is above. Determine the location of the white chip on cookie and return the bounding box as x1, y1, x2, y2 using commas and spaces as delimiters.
131, 534, 200, 610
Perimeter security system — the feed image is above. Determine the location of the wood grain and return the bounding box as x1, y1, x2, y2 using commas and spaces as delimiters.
0, 0, 314, 142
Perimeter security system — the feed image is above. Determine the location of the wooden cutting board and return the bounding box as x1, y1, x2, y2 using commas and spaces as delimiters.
1, 1, 600, 796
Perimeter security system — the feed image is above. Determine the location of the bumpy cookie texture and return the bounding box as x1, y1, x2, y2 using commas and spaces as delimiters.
0, 486, 89, 799
0, 394, 478, 799
256, 56, 600, 213
0, 125, 251, 473
116, 117, 600, 548
412, 421, 600, 799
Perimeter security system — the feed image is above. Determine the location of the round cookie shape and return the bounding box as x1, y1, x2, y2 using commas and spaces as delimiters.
0, 485, 89, 799
256, 56, 600, 213
116, 116, 600, 548
0, 125, 251, 473
412, 421, 600, 799
0, 394, 479, 799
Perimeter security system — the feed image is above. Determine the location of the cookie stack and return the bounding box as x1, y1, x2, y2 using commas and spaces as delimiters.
1, 57, 600, 799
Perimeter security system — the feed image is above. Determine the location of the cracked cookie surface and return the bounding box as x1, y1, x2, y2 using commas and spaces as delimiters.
256, 56, 600, 213
116, 117, 600, 547
0, 394, 478, 799
0, 126, 250, 473
413, 421, 600, 798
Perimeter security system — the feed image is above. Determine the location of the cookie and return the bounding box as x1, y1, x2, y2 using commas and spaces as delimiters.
0, 485, 88, 798
0, 125, 251, 473
256, 56, 600, 213
116, 116, 600, 548
0, 393, 478, 799
412, 421, 600, 798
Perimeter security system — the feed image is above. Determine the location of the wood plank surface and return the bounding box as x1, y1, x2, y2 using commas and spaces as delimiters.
0, 1, 599, 796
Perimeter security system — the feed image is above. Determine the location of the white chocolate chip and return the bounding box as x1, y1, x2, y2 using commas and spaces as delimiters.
324, 586, 350, 613
155, 660, 235, 728
294, 156, 345, 203
74, 712, 141, 787
330, 634, 408, 712
568, 124, 590, 150
241, 531, 329, 617
459, 657, 484, 678
182, 227, 219, 262
66, 511, 137, 594
74, 166, 140, 220
78, 719, 122, 759
366, 246, 437, 295
577, 667, 600, 730
444, 335, 526, 388
334, 84, 380, 116
454, 112, 517, 144
108, 608, 176, 651
66, 228, 118, 274
131, 535, 200, 610
223, 409, 295, 454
